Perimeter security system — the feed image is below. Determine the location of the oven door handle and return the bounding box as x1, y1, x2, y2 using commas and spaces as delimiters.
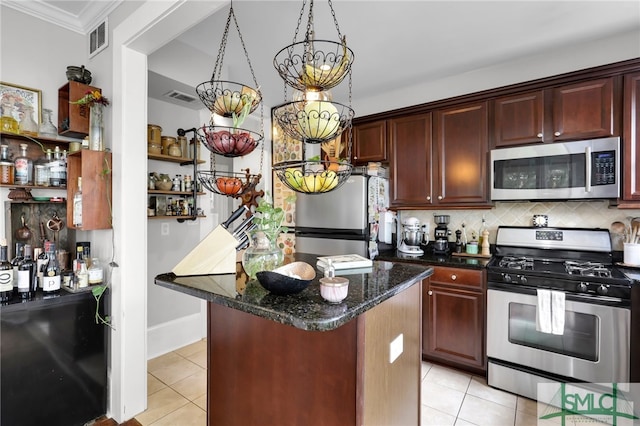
585, 146, 592, 193
487, 281, 630, 307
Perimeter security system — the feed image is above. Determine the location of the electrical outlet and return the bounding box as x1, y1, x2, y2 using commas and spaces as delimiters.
389, 333, 403, 364
161, 222, 169, 236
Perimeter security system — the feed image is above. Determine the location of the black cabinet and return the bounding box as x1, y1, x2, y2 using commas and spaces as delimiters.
1, 291, 107, 426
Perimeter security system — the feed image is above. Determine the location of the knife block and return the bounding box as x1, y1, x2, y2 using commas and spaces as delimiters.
172, 225, 238, 276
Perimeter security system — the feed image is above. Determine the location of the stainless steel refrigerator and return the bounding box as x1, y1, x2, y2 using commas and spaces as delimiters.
294, 170, 389, 257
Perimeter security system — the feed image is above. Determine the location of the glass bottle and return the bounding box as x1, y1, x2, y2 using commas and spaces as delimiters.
0, 143, 14, 185
18, 105, 38, 136
0, 239, 13, 303
76, 257, 88, 288
42, 242, 61, 294
34, 150, 51, 186
14, 143, 32, 185
0, 103, 19, 133
38, 108, 57, 137
478, 216, 488, 246
88, 258, 103, 286
89, 104, 104, 151
11, 242, 24, 295
73, 177, 83, 227
49, 146, 65, 187
17, 244, 35, 300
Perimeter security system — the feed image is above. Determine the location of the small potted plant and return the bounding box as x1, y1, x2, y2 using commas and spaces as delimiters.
241, 193, 292, 279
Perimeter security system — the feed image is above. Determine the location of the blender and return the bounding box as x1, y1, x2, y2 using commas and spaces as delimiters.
433, 214, 451, 254
398, 217, 424, 255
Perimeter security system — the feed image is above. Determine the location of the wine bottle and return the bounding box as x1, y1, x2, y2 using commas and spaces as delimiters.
0, 238, 13, 303
36, 243, 48, 289
17, 244, 35, 300
42, 242, 61, 294
10, 242, 24, 295
73, 177, 83, 227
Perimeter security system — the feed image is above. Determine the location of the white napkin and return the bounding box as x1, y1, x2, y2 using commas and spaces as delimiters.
536, 289, 566, 335
536, 289, 552, 333
551, 291, 566, 335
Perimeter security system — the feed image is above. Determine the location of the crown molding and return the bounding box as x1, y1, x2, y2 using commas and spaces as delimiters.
2, 0, 122, 34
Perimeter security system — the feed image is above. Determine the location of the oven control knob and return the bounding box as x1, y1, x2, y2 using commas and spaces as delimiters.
518, 275, 527, 285
577, 282, 588, 293
503, 274, 512, 283
596, 284, 609, 296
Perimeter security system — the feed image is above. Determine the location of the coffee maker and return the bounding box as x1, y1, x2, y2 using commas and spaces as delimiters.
398, 217, 424, 256
433, 214, 451, 254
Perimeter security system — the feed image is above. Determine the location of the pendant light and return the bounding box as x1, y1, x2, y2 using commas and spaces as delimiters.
272, 0, 355, 194
195, 1, 264, 199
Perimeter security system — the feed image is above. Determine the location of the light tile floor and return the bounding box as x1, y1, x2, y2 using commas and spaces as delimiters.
137, 339, 545, 426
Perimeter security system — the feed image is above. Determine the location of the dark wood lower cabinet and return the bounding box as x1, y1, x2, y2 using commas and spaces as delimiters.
422, 267, 486, 375
206, 282, 422, 426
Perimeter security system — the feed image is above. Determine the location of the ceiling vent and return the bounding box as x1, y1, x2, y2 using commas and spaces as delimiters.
89, 18, 108, 58
163, 90, 199, 104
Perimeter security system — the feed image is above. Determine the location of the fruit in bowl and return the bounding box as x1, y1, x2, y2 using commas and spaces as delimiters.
232, 132, 256, 156
215, 177, 243, 195
297, 101, 339, 140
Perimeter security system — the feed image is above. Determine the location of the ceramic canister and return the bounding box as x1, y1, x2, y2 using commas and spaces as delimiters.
148, 124, 162, 145
161, 136, 176, 155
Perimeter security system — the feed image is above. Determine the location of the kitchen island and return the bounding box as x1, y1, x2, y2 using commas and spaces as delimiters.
155, 253, 432, 426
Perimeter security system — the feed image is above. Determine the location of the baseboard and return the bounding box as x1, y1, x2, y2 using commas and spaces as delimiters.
147, 309, 206, 360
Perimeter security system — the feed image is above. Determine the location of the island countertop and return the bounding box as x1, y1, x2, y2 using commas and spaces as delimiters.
155, 252, 433, 331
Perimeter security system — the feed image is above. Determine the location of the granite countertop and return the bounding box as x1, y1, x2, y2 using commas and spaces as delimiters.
376, 247, 493, 269
155, 253, 433, 332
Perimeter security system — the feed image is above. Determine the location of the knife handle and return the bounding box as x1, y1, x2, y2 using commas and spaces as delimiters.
232, 215, 255, 239
222, 205, 249, 229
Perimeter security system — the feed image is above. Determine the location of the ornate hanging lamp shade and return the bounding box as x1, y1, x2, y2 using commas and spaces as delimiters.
195, 1, 264, 158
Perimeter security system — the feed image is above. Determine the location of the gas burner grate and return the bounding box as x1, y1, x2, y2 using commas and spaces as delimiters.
564, 261, 612, 278
499, 256, 534, 270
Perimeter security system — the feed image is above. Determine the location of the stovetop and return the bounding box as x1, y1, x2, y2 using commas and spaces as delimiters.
487, 226, 633, 300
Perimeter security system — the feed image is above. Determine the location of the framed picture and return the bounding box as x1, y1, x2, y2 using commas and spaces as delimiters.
0, 81, 41, 129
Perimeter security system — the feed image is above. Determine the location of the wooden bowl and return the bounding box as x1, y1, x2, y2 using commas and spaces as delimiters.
256, 262, 316, 296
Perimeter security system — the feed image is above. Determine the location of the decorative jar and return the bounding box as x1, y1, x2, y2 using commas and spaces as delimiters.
38, 108, 57, 137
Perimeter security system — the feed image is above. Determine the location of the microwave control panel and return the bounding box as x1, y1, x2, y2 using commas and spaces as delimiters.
592, 150, 615, 186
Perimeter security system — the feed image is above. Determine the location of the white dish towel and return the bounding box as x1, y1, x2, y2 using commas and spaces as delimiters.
536, 289, 566, 335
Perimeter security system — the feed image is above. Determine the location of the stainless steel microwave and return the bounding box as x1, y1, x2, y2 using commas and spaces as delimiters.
490, 137, 620, 201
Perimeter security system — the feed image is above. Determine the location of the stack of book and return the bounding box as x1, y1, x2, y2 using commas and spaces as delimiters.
316, 254, 373, 275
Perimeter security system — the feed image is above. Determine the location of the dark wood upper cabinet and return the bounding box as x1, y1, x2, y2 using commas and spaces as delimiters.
433, 101, 490, 206
552, 77, 620, 142
389, 113, 432, 207
493, 91, 545, 147
621, 72, 640, 206
351, 120, 388, 165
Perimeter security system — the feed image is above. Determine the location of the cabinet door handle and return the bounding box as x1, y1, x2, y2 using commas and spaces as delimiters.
428, 290, 433, 296
437, 195, 443, 200
537, 133, 543, 138
451, 274, 457, 280
426, 195, 431, 201
554, 131, 561, 136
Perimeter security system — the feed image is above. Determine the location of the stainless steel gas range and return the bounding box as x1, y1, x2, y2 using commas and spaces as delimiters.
486, 226, 634, 401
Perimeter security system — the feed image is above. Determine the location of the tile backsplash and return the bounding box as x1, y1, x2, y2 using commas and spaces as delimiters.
400, 201, 640, 251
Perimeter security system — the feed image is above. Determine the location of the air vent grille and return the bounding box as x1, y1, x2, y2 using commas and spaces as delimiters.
89, 19, 108, 58
163, 90, 198, 103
